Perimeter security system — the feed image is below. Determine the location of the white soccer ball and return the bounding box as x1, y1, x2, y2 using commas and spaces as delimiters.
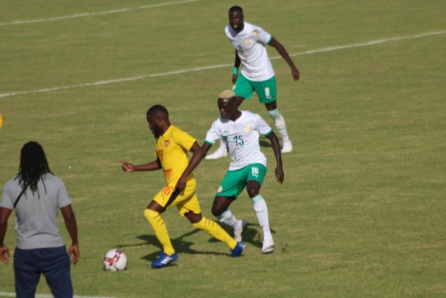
103, 249, 127, 271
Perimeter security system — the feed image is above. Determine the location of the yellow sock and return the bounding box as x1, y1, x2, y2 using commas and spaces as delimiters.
144, 209, 175, 255
192, 217, 237, 250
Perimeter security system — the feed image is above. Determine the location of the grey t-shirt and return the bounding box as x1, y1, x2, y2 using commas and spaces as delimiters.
1, 173, 72, 249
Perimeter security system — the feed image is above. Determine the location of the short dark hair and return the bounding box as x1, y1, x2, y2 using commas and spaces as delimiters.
17, 141, 52, 193
147, 104, 169, 119
229, 6, 243, 14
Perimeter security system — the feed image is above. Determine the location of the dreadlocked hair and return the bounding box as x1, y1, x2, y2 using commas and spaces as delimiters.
17, 141, 52, 193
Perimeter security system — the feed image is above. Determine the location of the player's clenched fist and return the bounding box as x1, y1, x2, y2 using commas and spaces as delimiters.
119, 161, 134, 172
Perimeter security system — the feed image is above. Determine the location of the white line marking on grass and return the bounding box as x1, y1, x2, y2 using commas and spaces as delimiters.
0, 30, 444, 99
0, 292, 115, 298
0, 0, 200, 27
0, 64, 230, 99
287, 30, 446, 57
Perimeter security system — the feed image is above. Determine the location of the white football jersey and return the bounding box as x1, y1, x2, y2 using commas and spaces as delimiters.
225, 22, 275, 81
205, 111, 273, 170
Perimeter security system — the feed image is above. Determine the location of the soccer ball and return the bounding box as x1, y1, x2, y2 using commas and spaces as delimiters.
103, 249, 127, 271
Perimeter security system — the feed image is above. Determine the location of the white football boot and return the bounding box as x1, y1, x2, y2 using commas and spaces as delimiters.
281, 141, 293, 153
262, 238, 275, 254
205, 147, 228, 160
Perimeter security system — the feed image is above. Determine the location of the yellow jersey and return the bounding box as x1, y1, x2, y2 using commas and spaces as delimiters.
155, 125, 196, 184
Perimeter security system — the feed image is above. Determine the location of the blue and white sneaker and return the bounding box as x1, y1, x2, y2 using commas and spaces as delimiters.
152, 252, 178, 268
231, 242, 245, 257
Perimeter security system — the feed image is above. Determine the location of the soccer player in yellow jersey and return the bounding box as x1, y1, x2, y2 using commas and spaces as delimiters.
120, 105, 244, 268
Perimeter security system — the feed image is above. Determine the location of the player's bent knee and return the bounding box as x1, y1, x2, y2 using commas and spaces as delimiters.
144, 209, 159, 223
246, 183, 261, 198
247, 188, 260, 198
211, 206, 223, 217
184, 211, 202, 224
192, 218, 205, 230
267, 108, 282, 120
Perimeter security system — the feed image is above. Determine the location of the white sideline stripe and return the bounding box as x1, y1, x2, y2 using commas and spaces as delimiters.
0, 0, 200, 27
0, 292, 114, 298
0, 30, 444, 99
0, 64, 229, 98
291, 30, 446, 57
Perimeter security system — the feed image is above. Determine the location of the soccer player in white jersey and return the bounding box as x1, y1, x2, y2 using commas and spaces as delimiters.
206, 6, 299, 160
201, 90, 284, 253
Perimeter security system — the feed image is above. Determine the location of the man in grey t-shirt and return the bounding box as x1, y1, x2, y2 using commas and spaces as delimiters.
0, 141, 79, 298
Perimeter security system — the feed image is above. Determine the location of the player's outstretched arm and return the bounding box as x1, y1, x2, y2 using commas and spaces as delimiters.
269, 38, 300, 81
119, 160, 161, 172
266, 132, 284, 183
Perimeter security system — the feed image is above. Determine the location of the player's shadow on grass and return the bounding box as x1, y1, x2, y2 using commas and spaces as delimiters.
118, 229, 228, 264
116, 221, 275, 263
